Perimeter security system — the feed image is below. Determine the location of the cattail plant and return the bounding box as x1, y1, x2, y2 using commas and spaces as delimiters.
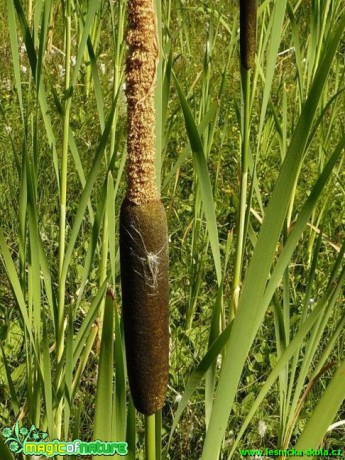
232, 0, 258, 313
120, 0, 169, 422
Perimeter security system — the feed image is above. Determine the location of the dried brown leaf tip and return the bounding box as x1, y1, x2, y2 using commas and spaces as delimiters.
240, 0, 257, 70
106, 286, 115, 301
126, 0, 159, 205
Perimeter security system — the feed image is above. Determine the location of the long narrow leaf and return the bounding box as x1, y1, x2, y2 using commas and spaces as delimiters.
173, 73, 222, 284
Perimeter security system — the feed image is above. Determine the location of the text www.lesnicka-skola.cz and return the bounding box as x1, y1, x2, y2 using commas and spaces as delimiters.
239, 448, 343, 457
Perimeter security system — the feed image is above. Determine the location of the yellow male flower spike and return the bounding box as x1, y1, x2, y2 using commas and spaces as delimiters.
240, 0, 258, 70
120, 0, 169, 415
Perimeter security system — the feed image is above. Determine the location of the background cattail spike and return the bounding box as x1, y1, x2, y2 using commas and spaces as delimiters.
240, 0, 257, 70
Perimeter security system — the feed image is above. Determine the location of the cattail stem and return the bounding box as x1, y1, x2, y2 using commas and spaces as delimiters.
145, 414, 156, 460
232, 0, 257, 314
232, 46, 251, 314
155, 410, 162, 459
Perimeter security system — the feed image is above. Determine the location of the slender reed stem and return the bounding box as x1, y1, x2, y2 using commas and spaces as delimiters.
56, 0, 72, 438
145, 414, 156, 460
98, 0, 125, 328
232, 68, 250, 314
110, 0, 125, 158
58, 0, 72, 354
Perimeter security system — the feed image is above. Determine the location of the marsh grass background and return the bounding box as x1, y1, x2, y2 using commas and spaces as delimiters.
0, 0, 344, 459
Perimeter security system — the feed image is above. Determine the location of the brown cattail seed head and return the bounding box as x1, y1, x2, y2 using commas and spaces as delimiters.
120, 198, 169, 415
240, 0, 257, 70
126, 0, 159, 205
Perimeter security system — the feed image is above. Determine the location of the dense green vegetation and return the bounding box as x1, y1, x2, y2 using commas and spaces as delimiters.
0, 0, 344, 459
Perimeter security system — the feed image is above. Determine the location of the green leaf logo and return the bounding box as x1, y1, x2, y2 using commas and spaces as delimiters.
2, 423, 49, 454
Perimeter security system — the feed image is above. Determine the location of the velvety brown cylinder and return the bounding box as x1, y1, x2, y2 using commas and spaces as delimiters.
240, 0, 257, 70
120, 198, 169, 415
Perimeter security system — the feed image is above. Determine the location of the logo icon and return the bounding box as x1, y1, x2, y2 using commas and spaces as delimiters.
2, 422, 48, 454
